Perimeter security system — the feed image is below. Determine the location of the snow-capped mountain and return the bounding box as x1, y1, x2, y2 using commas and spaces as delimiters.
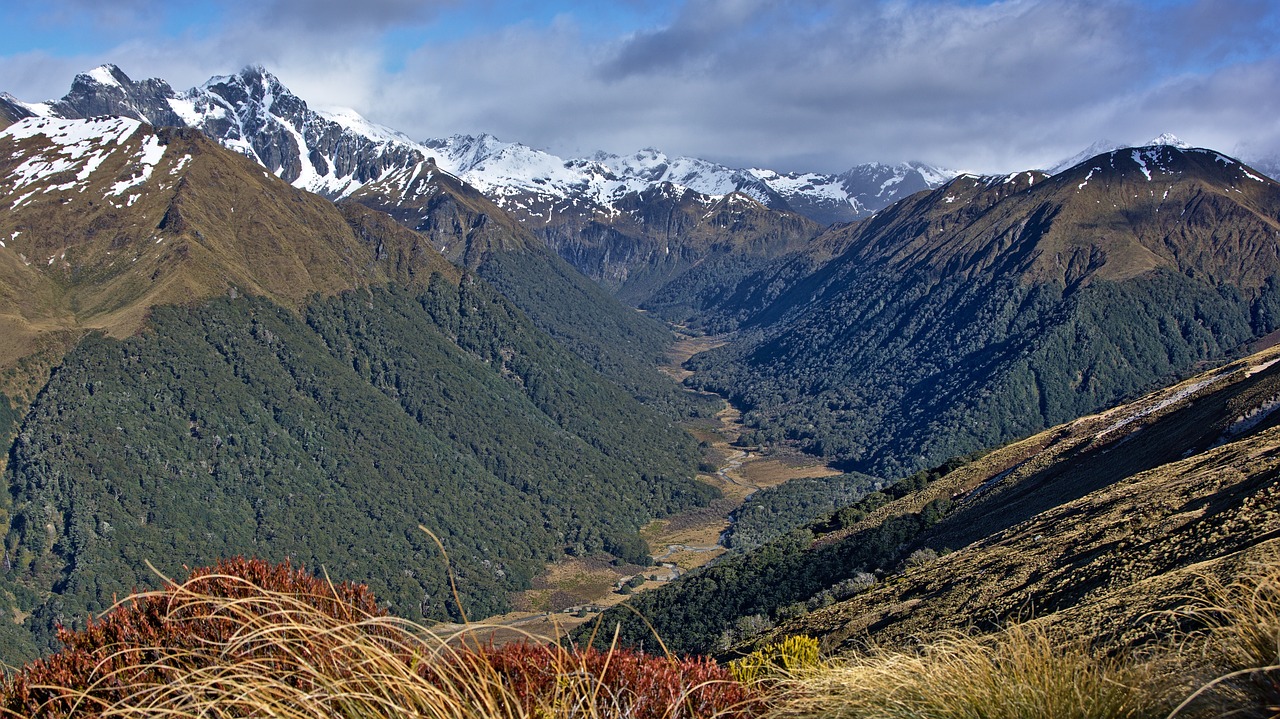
6, 64, 429, 199
9, 64, 955, 227
1045, 133, 1194, 175
423, 135, 956, 226
4, 64, 964, 299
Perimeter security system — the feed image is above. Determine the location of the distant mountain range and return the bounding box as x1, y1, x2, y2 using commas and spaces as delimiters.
0, 64, 958, 228
0, 65, 960, 304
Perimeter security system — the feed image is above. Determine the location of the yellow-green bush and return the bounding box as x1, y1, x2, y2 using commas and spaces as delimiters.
730, 635, 821, 684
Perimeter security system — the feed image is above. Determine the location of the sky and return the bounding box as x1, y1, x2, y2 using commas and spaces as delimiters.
2, 0, 1280, 174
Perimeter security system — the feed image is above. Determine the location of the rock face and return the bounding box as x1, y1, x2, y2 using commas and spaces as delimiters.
15, 64, 430, 198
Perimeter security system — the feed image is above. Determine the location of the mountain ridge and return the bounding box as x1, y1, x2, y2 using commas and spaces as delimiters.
680, 143, 1280, 478
7, 64, 957, 227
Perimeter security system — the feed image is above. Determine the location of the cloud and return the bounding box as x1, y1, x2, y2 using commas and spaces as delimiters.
4, 0, 1280, 173
372, 0, 1173, 170
255, 0, 455, 35
598, 0, 772, 79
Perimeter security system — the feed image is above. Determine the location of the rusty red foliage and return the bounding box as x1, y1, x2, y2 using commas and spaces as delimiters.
0, 559, 758, 719
0, 557, 386, 718
473, 641, 760, 719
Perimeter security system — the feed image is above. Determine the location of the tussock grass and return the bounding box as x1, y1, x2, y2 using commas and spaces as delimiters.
9, 552, 1280, 718
0, 558, 758, 719
772, 624, 1179, 719
1170, 554, 1280, 718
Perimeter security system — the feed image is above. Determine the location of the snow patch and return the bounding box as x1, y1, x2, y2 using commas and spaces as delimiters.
1, 117, 146, 199
87, 65, 122, 88
1132, 150, 1152, 180
108, 130, 167, 196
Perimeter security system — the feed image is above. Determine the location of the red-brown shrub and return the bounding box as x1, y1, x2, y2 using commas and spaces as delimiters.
0, 559, 759, 719
474, 641, 760, 719
0, 557, 386, 718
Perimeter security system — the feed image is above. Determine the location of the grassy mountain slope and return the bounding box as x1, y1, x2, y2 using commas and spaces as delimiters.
349, 163, 719, 417
0, 117, 453, 375
581, 343, 1280, 656
685, 148, 1280, 478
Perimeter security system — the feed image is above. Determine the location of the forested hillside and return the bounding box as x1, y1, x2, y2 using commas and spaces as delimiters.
583, 345, 1280, 656
349, 166, 720, 419
0, 281, 710, 660
683, 149, 1280, 478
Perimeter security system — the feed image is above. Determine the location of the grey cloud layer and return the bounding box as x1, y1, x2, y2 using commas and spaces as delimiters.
4, 0, 1279, 173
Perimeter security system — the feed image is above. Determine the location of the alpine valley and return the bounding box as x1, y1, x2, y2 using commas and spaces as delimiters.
0, 63, 1278, 712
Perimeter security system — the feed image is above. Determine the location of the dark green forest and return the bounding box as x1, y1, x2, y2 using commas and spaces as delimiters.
722, 471, 883, 550
686, 268, 1280, 479
469, 249, 720, 420
0, 279, 712, 660
576, 458, 970, 656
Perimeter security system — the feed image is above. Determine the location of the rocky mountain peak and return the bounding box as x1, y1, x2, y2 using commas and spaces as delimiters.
48, 64, 180, 126
202, 64, 305, 119
1146, 132, 1190, 148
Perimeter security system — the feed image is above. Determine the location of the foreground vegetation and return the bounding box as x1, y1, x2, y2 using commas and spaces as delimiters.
4, 554, 1277, 718
0, 558, 757, 719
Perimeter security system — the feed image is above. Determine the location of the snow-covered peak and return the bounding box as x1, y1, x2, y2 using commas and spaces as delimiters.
85, 64, 127, 88
201, 65, 300, 114
1048, 135, 1192, 176
315, 106, 416, 144
1146, 132, 1190, 148
7, 63, 958, 225
424, 134, 752, 207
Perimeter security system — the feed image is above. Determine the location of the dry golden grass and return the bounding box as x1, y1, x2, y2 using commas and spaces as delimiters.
735, 457, 841, 490
1169, 553, 1280, 717
773, 624, 1181, 719
768, 551, 1280, 719
659, 335, 727, 382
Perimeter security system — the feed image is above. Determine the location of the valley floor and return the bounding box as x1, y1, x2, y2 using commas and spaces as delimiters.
466, 332, 841, 643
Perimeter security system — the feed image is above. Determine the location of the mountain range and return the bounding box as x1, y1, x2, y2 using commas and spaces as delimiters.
3, 61, 1280, 691
0, 65, 959, 303
0, 64, 958, 227
0, 110, 713, 659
